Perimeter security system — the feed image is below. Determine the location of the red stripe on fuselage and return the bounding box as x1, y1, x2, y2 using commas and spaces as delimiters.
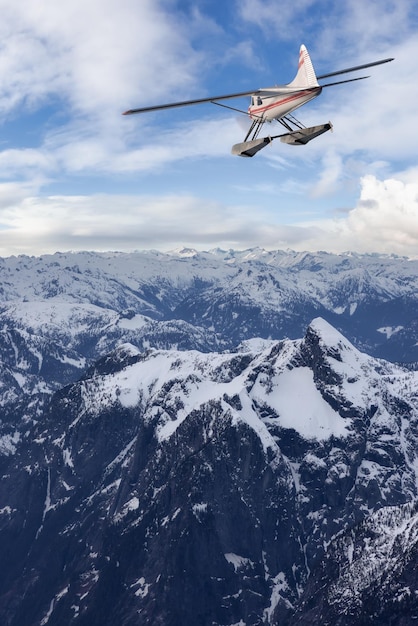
249, 89, 318, 118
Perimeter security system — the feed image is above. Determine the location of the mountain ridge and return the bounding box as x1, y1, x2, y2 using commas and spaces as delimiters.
0, 248, 418, 398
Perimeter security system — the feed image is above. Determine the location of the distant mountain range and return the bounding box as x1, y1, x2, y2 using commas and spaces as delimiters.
0, 248, 418, 377
0, 249, 418, 624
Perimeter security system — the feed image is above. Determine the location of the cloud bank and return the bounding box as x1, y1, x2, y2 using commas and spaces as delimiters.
1, 175, 417, 257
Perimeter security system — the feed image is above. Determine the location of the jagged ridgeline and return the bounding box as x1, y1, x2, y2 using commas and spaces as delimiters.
0, 249, 418, 625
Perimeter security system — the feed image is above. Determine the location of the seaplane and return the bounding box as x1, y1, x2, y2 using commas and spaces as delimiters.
123, 45, 393, 157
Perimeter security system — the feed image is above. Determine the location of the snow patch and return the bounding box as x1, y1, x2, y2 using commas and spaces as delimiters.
224, 553, 254, 571
377, 325, 404, 339
192, 502, 208, 521
0, 431, 20, 456
40, 586, 69, 625
118, 314, 148, 330
125, 497, 139, 512
257, 367, 350, 440
131, 576, 150, 598
63, 448, 74, 468
264, 571, 294, 622
0, 505, 13, 515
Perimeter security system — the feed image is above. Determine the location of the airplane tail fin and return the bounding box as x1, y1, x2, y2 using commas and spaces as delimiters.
289, 45, 319, 88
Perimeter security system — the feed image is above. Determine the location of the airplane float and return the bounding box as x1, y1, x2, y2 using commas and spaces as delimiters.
123, 45, 393, 157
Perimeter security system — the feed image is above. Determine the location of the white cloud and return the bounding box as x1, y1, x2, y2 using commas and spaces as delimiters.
0, 192, 260, 255
313, 36, 418, 162
0, 175, 416, 257
297, 176, 418, 255
345, 176, 418, 252
337, 0, 411, 52
237, 0, 413, 55
310, 149, 344, 198
0, 148, 54, 181
237, 0, 318, 40
0, 1, 255, 180
114, 116, 242, 172
0, 187, 323, 256
397, 166, 418, 185
0, 0, 203, 122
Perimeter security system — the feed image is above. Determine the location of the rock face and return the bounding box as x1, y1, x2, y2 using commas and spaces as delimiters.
291, 501, 418, 625
1, 319, 417, 625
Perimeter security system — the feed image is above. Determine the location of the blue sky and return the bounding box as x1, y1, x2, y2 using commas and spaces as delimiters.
0, 0, 417, 257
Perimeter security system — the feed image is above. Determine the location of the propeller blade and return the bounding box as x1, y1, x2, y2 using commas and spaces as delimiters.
317, 57, 393, 80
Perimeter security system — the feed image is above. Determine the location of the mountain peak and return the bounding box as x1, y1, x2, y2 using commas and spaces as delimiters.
309, 316, 354, 348
168, 246, 198, 257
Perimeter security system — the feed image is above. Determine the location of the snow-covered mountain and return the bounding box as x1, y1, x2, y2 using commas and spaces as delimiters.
1, 318, 417, 625
0, 248, 418, 402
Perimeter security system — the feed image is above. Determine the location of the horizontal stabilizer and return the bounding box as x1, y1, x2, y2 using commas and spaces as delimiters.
280, 123, 332, 145
231, 137, 273, 157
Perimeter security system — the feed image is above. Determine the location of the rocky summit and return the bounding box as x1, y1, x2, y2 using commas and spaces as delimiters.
1, 316, 417, 625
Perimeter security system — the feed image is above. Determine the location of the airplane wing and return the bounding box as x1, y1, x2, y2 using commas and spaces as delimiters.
123, 90, 259, 115
123, 57, 393, 115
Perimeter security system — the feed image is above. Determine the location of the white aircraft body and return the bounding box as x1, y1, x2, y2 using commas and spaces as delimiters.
248, 46, 321, 121
123, 45, 393, 157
